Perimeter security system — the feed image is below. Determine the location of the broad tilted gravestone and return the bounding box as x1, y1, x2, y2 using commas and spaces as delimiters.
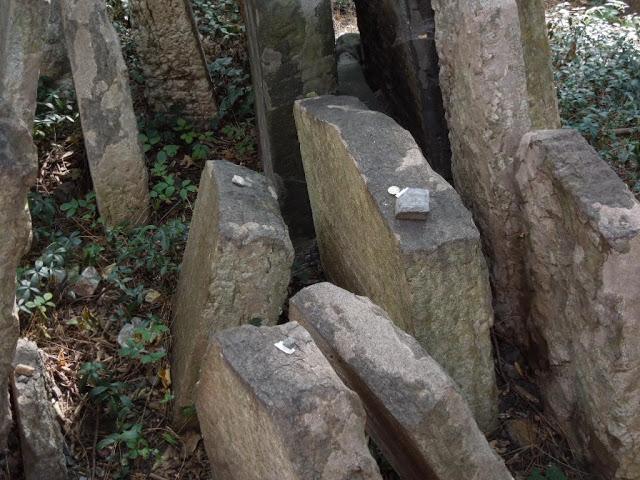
12, 339, 67, 480
172, 160, 294, 427
196, 322, 383, 480
240, 0, 337, 235
0, 103, 38, 453
353, 0, 452, 181
430, 0, 561, 344
129, 0, 217, 125
60, 0, 150, 227
0, 0, 51, 126
516, 130, 640, 479
290, 283, 514, 480
294, 95, 497, 431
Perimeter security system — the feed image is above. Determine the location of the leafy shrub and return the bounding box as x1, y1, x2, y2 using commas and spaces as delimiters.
549, 1, 640, 190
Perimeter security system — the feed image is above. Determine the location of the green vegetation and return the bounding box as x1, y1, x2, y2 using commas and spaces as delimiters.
549, 1, 640, 193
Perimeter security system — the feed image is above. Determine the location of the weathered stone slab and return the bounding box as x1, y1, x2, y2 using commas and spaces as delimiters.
353, 0, 452, 180
431, 0, 560, 344
293, 95, 497, 430
240, 0, 337, 235
0, 0, 51, 126
130, 0, 217, 125
0, 103, 38, 452
172, 160, 294, 426
61, 0, 150, 227
11, 339, 67, 480
290, 283, 513, 480
515, 130, 640, 479
196, 322, 382, 480
41, 0, 70, 81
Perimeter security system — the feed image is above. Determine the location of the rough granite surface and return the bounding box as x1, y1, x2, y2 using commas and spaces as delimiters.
516, 130, 640, 479
0, 0, 50, 127
240, 0, 337, 235
431, 0, 560, 345
171, 160, 293, 427
0, 103, 38, 452
12, 339, 67, 480
61, 0, 150, 227
294, 95, 497, 431
130, 0, 217, 124
196, 322, 382, 480
290, 283, 513, 480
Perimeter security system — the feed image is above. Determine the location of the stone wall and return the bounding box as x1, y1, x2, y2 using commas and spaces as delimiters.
294, 95, 497, 430
240, 0, 337, 236
516, 129, 640, 479
353, 0, 452, 180
171, 160, 293, 427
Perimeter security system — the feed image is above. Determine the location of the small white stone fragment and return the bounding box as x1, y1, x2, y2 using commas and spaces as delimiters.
395, 188, 430, 220
274, 340, 296, 355
387, 186, 401, 197
232, 175, 251, 187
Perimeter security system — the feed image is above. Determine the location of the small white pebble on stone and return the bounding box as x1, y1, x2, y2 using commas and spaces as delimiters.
232, 175, 251, 187
274, 340, 296, 355
388, 186, 401, 197
15, 364, 35, 377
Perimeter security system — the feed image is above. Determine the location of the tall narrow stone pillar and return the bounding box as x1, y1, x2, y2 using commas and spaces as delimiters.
0, 104, 38, 453
129, 0, 217, 125
61, 0, 150, 227
0, 0, 51, 126
431, 0, 560, 344
240, 0, 337, 236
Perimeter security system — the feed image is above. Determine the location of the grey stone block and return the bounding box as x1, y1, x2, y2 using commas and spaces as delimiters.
294, 95, 497, 430
195, 322, 382, 480
395, 188, 430, 220
11, 339, 67, 480
171, 160, 294, 427
240, 0, 337, 235
516, 129, 640, 478
290, 283, 514, 480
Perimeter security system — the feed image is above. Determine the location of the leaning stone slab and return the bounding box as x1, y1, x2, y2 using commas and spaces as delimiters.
41, 0, 70, 81
61, 0, 150, 227
431, 0, 560, 344
11, 339, 67, 480
0, 0, 51, 126
290, 283, 513, 480
0, 103, 38, 452
294, 95, 497, 430
353, 0, 452, 180
196, 322, 382, 480
241, 0, 337, 234
515, 130, 640, 479
130, 0, 217, 125
172, 160, 294, 426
